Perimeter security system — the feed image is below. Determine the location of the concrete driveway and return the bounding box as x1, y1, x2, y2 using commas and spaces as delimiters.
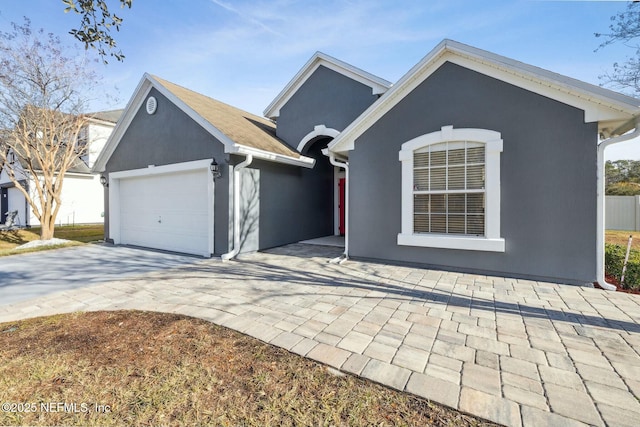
0, 244, 204, 306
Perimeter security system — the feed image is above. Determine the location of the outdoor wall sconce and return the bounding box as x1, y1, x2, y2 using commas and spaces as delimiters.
99, 175, 108, 187
210, 158, 222, 180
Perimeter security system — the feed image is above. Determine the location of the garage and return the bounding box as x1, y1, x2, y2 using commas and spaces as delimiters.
108, 159, 215, 257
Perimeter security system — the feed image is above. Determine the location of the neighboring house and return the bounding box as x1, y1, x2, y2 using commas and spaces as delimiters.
94, 40, 640, 286
0, 110, 122, 227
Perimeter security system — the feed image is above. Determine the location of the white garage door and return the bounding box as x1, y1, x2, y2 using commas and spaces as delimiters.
116, 165, 212, 256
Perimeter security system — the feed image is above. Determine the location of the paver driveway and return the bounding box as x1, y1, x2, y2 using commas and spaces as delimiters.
1, 243, 639, 426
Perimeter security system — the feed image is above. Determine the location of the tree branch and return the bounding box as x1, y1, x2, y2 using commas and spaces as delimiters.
62, 0, 133, 63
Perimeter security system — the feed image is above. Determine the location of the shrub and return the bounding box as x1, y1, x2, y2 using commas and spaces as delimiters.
605, 243, 640, 291
606, 181, 640, 195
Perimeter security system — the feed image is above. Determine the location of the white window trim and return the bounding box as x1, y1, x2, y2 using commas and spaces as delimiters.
398, 126, 505, 252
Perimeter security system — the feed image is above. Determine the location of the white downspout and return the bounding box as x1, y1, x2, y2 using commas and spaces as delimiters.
221, 154, 253, 261
327, 151, 349, 262
597, 121, 640, 290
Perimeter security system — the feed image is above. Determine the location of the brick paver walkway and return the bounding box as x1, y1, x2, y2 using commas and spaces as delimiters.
1, 243, 639, 426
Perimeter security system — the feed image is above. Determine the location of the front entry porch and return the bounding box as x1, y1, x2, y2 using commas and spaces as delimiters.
299, 235, 345, 247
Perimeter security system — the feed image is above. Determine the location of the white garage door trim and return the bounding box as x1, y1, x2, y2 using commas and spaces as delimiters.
108, 159, 215, 257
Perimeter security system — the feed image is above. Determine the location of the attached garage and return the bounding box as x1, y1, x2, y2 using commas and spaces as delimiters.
94, 74, 314, 259
108, 159, 215, 257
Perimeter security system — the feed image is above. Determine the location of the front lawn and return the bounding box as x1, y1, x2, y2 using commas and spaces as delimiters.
0, 311, 495, 427
0, 224, 104, 256
605, 230, 640, 250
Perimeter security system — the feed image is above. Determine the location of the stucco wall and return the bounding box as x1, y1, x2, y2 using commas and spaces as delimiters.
39, 174, 103, 225
276, 65, 379, 149
236, 167, 260, 253
1, 164, 102, 226
243, 139, 335, 250
104, 88, 230, 255
349, 62, 598, 285
86, 122, 115, 168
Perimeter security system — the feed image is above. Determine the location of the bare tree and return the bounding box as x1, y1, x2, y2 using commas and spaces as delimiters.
0, 19, 99, 240
596, 2, 640, 94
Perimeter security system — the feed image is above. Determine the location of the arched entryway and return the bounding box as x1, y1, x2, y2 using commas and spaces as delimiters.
298, 127, 345, 239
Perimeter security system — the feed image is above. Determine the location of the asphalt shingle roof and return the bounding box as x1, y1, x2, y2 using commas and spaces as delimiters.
89, 109, 123, 123
153, 76, 301, 159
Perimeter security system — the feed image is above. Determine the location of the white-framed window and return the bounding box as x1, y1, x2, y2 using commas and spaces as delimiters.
398, 126, 505, 252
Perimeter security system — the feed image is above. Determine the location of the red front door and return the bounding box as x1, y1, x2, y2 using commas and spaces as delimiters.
339, 178, 346, 236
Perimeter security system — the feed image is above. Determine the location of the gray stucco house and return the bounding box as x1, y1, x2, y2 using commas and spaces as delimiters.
93, 40, 640, 287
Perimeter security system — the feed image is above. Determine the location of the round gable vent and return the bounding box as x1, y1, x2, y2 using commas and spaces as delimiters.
146, 96, 157, 115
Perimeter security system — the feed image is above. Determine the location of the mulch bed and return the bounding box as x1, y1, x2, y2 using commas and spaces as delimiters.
593, 274, 640, 294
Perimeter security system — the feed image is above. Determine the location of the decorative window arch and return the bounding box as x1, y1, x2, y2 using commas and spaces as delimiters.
398, 126, 505, 252
297, 125, 340, 153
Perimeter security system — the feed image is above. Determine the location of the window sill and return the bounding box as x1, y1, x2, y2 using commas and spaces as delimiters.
397, 233, 505, 252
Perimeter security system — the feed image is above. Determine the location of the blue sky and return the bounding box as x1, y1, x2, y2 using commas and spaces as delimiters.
1, 0, 639, 159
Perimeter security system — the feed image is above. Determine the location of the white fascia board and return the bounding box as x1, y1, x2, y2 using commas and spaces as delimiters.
445, 41, 640, 115
64, 172, 95, 179
226, 145, 316, 168
321, 147, 348, 163
446, 55, 635, 123
445, 40, 640, 118
86, 117, 118, 127
329, 39, 640, 155
109, 158, 213, 180
264, 52, 391, 119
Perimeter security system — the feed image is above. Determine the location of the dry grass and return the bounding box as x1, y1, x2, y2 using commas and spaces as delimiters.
605, 230, 640, 250
0, 224, 103, 256
0, 311, 496, 427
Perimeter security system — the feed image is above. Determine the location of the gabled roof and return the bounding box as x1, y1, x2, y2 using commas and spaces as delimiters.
93, 74, 314, 172
264, 51, 392, 120
2, 146, 92, 175
329, 39, 640, 155
88, 109, 123, 124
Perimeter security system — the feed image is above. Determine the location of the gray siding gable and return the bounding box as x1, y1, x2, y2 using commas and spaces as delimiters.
276, 65, 379, 150
350, 61, 598, 285
105, 88, 226, 173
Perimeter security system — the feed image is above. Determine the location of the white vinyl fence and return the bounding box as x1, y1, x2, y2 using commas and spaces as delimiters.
606, 195, 640, 231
